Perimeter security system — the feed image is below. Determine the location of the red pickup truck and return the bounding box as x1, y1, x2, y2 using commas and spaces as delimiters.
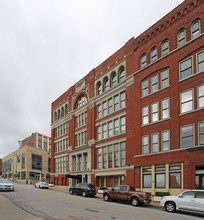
103, 185, 151, 206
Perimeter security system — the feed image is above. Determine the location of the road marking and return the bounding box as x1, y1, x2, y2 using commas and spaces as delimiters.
31, 190, 164, 220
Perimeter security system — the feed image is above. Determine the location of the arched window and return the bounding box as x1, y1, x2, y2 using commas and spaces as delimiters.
192, 20, 200, 39
162, 40, 169, 56
119, 68, 125, 82
54, 112, 57, 121
141, 54, 147, 68
58, 109, 60, 120
111, 73, 117, 87
151, 47, 157, 63
104, 78, 109, 91
178, 29, 186, 47
65, 104, 68, 115
76, 96, 87, 109
61, 107, 64, 117
97, 82, 102, 95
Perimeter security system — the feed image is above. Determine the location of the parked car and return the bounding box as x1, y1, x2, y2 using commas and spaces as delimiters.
69, 183, 96, 197
160, 190, 204, 214
35, 181, 49, 189
103, 185, 151, 206
0, 179, 15, 191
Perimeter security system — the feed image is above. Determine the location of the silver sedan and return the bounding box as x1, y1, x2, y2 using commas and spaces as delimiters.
35, 181, 49, 189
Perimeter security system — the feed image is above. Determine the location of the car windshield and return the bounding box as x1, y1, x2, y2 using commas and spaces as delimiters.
0, 179, 11, 183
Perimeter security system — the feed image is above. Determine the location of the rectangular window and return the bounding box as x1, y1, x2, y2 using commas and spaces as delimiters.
199, 122, 204, 145
142, 106, 149, 125
108, 145, 112, 168
143, 136, 149, 155
197, 51, 204, 73
114, 95, 119, 111
97, 104, 101, 119
120, 116, 126, 133
161, 69, 169, 89
142, 79, 149, 97
102, 124, 107, 139
181, 124, 194, 148
162, 130, 170, 151
114, 119, 119, 135
151, 75, 158, 93
32, 154, 42, 170
152, 133, 159, 153
169, 172, 181, 188
21, 153, 25, 169
180, 57, 192, 80
162, 98, 169, 119
102, 102, 107, 117
102, 147, 107, 169
152, 102, 159, 122
114, 144, 119, 168
97, 148, 102, 169
108, 121, 113, 137
121, 142, 126, 167
198, 84, 204, 108
97, 126, 102, 140
21, 171, 26, 180
143, 174, 152, 188
108, 99, 113, 114
181, 89, 193, 113
155, 173, 165, 188
120, 92, 126, 108
48, 158, 51, 172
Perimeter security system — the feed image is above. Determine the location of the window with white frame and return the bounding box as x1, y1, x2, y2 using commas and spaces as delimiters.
114, 119, 119, 135
120, 92, 126, 108
161, 69, 169, 89
178, 29, 185, 47
152, 133, 159, 153
141, 54, 147, 68
162, 130, 170, 151
114, 143, 119, 168
151, 47, 157, 63
120, 116, 126, 133
162, 40, 169, 56
114, 95, 119, 111
97, 104, 102, 119
102, 147, 107, 169
97, 148, 102, 169
143, 136, 149, 155
151, 74, 158, 93
142, 168, 152, 188
98, 83, 102, 95
181, 124, 194, 148
104, 78, 109, 91
121, 142, 126, 167
142, 106, 149, 125
192, 20, 200, 39
199, 122, 204, 145
180, 57, 192, 80
102, 124, 107, 139
197, 51, 204, 73
152, 102, 159, 122
103, 102, 107, 117
142, 79, 149, 97
198, 84, 204, 108
181, 89, 193, 113
119, 68, 125, 82
112, 74, 117, 87
108, 145, 112, 168
108, 99, 113, 114
162, 98, 169, 119
97, 126, 102, 140
169, 165, 181, 188
108, 121, 113, 137
155, 166, 166, 188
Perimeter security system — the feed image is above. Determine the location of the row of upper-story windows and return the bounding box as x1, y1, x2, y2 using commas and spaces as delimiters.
55, 138, 69, 153
140, 19, 201, 69
142, 69, 169, 97
97, 116, 126, 141
75, 130, 87, 147
97, 91, 126, 119
55, 121, 68, 138
54, 103, 69, 122
179, 50, 204, 81
55, 156, 68, 174
71, 153, 88, 172
142, 97, 170, 126
180, 84, 204, 114
76, 111, 87, 129
96, 66, 125, 96
142, 121, 204, 155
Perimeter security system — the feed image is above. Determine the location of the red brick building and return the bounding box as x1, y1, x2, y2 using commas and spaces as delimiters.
51, 0, 204, 195
20, 132, 51, 152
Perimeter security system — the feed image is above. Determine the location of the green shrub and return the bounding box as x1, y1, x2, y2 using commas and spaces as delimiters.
155, 192, 170, 197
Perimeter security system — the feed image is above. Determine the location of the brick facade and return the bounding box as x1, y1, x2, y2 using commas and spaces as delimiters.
51, 0, 204, 195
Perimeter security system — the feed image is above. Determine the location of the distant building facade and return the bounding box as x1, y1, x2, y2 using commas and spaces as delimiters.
2, 145, 51, 183
51, 0, 204, 195
20, 132, 51, 152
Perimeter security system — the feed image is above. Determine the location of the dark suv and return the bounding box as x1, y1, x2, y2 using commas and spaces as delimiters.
69, 183, 96, 197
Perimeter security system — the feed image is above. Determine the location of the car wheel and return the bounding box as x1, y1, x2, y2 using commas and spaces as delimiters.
82, 191, 86, 197
103, 193, 110, 202
131, 197, 139, 206
69, 189, 73, 195
165, 202, 176, 212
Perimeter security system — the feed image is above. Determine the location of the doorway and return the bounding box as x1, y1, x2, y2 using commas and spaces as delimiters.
195, 167, 204, 189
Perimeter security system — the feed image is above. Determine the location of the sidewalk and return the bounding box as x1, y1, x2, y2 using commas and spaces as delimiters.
49, 185, 161, 207
0, 194, 44, 220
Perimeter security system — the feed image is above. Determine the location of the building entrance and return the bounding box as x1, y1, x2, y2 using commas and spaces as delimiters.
195, 167, 204, 189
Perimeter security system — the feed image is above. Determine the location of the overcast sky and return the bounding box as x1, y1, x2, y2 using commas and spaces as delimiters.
0, 0, 184, 158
